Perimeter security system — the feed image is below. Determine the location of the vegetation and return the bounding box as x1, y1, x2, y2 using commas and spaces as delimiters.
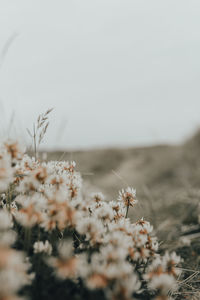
0, 111, 200, 300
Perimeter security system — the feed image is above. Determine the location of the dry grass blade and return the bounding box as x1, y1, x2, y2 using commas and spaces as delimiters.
0, 33, 18, 69
27, 108, 53, 159
26, 128, 33, 138
44, 108, 54, 116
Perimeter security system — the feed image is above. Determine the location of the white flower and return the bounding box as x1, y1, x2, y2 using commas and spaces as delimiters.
76, 216, 105, 245
0, 245, 32, 297
108, 273, 141, 300
163, 251, 181, 266
0, 151, 13, 191
15, 194, 47, 228
48, 239, 78, 280
145, 251, 181, 296
0, 230, 16, 246
103, 230, 132, 251
93, 202, 114, 222
134, 218, 153, 234
100, 244, 128, 262
148, 273, 176, 293
57, 239, 74, 259
109, 200, 126, 219
33, 240, 52, 255
108, 218, 132, 235
4, 140, 25, 161
0, 209, 13, 230
118, 187, 138, 207
90, 192, 105, 203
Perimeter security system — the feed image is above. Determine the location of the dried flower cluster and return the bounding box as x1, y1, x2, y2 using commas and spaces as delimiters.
0, 138, 182, 300
0, 209, 32, 300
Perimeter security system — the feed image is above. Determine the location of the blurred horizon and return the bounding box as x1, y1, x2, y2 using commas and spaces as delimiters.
0, 0, 200, 150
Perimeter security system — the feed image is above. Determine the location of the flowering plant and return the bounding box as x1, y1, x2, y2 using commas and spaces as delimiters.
0, 137, 183, 300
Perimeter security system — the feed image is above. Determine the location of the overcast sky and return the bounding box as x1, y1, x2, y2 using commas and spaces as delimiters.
0, 0, 200, 149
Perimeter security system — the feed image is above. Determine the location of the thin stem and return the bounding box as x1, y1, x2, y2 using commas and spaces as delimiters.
6, 184, 12, 212
125, 199, 130, 218
33, 124, 37, 160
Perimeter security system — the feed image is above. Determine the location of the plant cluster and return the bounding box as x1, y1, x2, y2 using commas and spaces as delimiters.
0, 138, 182, 300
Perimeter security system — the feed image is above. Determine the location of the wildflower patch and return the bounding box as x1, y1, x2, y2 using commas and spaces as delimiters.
0, 139, 182, 300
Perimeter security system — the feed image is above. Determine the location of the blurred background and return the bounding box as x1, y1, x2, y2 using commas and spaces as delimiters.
0, 0, 200, 150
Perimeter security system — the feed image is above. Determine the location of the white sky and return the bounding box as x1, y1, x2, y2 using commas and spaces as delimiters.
0, 0, 200, 149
